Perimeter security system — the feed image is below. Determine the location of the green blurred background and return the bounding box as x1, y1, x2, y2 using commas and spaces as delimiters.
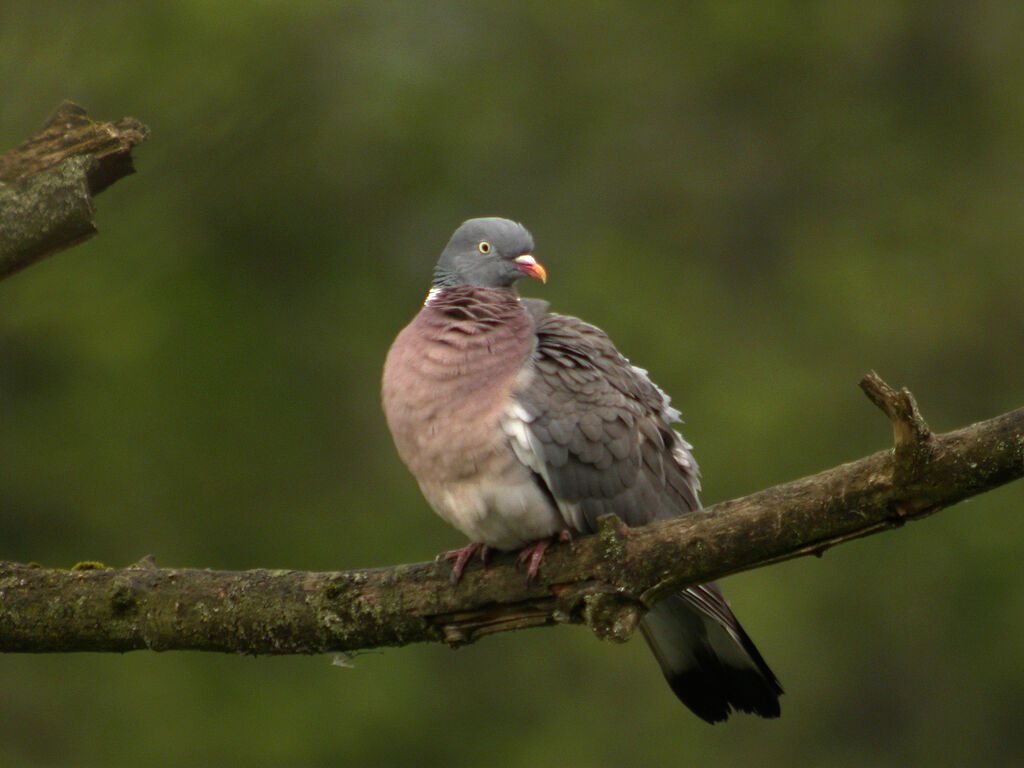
3, 2, 1023, 766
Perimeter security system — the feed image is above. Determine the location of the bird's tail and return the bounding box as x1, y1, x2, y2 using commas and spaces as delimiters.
639, 582, 782, 723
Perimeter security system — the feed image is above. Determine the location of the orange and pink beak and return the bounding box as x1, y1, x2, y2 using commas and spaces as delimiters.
514, 254, 547, 283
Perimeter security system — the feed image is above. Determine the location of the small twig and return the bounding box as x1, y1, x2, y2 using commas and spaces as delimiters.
860, 370, 936, 481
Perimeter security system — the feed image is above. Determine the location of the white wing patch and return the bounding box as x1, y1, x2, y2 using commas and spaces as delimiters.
501, 402, 544, 475
500, 400, 585, 532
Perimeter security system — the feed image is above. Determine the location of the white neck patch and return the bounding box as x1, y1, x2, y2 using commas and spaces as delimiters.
424, 286, 443, 306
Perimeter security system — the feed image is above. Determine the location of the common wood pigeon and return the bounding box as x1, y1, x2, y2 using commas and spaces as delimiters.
382, 217, 782, 723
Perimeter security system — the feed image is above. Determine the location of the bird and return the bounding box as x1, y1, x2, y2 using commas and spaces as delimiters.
381, 217, 782, 723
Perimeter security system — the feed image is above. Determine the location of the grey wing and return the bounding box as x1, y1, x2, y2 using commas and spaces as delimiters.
510, 309, 700, 534
510, 306, 781, 721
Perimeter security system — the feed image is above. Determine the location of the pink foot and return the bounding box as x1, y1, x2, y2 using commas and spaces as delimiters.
517, 530, 571, 581
516, 540, 549, 580
440, 542, 491, 584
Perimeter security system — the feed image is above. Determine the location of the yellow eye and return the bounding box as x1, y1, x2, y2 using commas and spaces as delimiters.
478, 241, 492, 254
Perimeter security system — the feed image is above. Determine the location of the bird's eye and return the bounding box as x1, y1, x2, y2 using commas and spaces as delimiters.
478, 241, 492, 254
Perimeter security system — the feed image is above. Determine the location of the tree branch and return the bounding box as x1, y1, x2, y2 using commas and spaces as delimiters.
2, 373, 1021, 655
0, 101, 149, 280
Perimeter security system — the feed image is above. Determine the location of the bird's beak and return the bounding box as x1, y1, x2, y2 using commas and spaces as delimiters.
514, 254, 547, 284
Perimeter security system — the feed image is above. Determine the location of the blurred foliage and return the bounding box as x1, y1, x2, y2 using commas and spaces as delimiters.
2, 1, 1024, 766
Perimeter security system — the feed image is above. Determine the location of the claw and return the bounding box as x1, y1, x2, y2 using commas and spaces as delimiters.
444, 530, 571, 584
440, 543, 490, 584
516, 538, 552, 581
516, 529, 573, 580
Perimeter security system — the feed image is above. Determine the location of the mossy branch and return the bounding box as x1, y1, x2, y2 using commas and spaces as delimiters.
0, 101, 149, 280
2, 373, 1021, 655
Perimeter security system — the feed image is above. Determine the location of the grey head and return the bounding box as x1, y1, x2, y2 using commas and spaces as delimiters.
432, 217, 546, 288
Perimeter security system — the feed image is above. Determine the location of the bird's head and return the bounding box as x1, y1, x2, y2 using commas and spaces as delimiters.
432, 217, 547, 289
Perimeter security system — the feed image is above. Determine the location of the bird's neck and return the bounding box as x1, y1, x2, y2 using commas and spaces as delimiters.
423, 283, 520, 316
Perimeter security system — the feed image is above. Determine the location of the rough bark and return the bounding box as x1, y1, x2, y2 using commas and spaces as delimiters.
2, 373, 1021, 655
0, 101, 149, 280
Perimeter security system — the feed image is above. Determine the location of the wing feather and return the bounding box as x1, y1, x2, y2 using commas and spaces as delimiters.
513, 310, 700, 533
